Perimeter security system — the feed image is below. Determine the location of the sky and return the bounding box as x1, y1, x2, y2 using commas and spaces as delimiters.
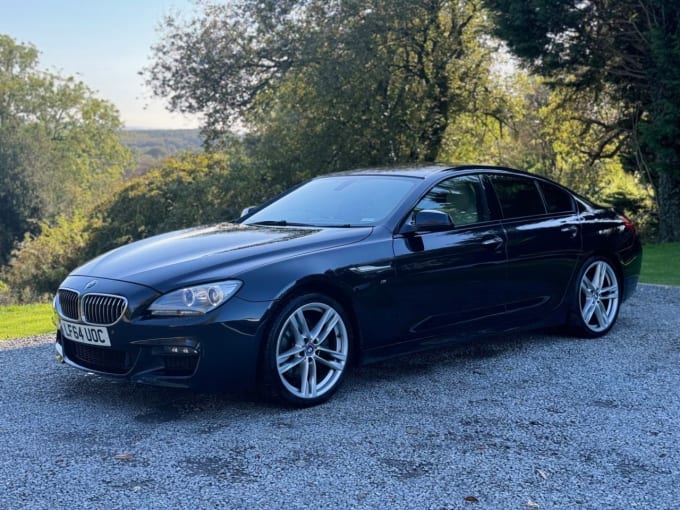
0, 0, 202, 129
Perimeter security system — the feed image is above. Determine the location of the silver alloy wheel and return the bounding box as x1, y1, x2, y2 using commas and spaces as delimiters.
275, 302, 349, 400
578, 260, 620, 333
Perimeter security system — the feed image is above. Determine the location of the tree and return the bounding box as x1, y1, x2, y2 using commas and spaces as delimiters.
146, 0, 508, 182
83, 152, 242, 258
483, 0, 680, 241
0, 35, 131, 264
435, 69, 655, 235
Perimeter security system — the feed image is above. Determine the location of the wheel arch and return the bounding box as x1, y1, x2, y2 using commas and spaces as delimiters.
586, 249, 625, 294
255, 275, 362, 378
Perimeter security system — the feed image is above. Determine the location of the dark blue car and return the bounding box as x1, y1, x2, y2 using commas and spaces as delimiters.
54, 165, 642, 406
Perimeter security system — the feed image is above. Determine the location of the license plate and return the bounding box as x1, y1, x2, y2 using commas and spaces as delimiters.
61, 320, 111, 347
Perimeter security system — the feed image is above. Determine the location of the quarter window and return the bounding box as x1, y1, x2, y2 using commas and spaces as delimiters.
412, 175, 490, 226
540, 181, 575, 213
489, 175, 546, 219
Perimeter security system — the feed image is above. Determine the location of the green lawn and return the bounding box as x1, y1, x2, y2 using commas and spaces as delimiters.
0, 303, 55, 340
640, 242, 680, 286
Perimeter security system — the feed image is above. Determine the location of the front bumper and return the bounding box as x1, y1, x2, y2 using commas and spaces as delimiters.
55, 322, 262, 390
54, 275, 274, 390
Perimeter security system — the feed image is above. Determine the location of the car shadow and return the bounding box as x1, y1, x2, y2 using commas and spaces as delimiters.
42, 328, 575, 415
350, 328, 574, 382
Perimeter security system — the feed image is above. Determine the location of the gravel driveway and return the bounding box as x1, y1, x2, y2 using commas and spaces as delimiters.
1, 284, 678, 509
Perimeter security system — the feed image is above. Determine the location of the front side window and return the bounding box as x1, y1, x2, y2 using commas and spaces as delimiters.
489, 175, 546, 219
411, 175, 490, 226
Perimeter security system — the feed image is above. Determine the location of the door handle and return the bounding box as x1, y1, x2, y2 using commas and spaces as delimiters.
561, 225, 578, 238
482, 236, 504, 250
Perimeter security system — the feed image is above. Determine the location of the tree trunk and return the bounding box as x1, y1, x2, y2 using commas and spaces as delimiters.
656, 171, 680, 242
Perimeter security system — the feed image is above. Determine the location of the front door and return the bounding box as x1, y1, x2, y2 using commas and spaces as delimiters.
391, 174, 508, 343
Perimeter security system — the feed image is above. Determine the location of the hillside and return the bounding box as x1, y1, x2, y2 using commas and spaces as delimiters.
119, 129, 203, 175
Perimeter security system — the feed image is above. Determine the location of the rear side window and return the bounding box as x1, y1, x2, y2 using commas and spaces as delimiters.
488, 175, 546, 219
540, 181, 575, 213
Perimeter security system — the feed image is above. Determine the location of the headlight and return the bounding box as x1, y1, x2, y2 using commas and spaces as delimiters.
149, 280, 242, 316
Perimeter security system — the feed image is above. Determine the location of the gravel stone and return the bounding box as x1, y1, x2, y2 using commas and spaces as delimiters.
0, 284, 678, 509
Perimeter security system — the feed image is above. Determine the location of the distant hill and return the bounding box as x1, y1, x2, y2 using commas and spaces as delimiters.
119, 129, 204, 176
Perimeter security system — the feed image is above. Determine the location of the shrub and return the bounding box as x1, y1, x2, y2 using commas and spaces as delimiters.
3, 213, 90, 302
1, 149, 280, 300
0, 279, 10, 305
83, 152, 245, 258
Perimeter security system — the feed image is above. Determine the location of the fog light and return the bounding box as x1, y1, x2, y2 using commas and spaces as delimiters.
151, 345, 199, 356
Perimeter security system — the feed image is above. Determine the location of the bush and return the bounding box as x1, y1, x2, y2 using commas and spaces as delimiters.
0, 280, 10, 305
1, 149, 286, 300
83, 152, 249, 258
2, 213, 90, 303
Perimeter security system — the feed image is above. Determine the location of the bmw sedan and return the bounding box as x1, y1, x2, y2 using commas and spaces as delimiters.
54, 165, 642, 406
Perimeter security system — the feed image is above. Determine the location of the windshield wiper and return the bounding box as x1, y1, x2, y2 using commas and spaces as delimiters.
250, 220, 315, 227
250, 220, 288, 226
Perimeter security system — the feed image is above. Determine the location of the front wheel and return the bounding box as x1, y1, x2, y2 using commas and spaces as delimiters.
261, 294, 352, 406
569, 257, 621, 337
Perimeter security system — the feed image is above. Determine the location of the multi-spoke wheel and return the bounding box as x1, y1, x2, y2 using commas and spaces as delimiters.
262, 294, 351, 406
570, 257, 621, 337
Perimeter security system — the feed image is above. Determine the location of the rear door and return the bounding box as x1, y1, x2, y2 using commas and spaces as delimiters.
485, 174, 582, 318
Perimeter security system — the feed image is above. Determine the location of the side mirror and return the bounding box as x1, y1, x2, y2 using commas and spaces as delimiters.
402, 209, 454, 234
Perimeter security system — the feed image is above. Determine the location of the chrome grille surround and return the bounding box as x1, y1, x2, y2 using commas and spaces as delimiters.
81, 293, 127, 326
57, 289, 80, 321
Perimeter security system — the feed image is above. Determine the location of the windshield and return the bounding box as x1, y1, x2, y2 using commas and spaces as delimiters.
243, 175, 419, 227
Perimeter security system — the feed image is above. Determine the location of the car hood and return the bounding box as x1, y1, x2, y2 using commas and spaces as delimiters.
72, 223, 372, 292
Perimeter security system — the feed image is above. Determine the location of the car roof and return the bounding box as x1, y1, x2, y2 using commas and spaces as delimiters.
330, 163, 517, 178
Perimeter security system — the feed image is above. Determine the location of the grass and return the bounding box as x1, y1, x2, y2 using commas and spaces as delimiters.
0, 243, 676, 341
0, 303, 55, 340
640, 242, 680, 286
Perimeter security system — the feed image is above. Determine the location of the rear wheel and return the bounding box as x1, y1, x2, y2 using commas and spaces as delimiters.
569, 257, 621, 337
261, 293, 351, 406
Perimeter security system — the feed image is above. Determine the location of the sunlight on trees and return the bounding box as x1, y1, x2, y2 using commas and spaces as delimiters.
0, 35, 132, 266
2, 0, 674, 301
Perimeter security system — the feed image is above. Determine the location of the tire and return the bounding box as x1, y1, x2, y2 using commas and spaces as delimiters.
261, 293, 352, 407
569, 257, 621, 337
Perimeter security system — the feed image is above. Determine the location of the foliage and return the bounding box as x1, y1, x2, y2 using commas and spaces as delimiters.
2, 149, 264, 301
146, 0, 511, 182
146, 1, 660, 235
482, 0, 680, 241
0, 279, 10, 306
510, 80, 655, 235
83, 151, 254, 258
2, 214, 91, 302
0, 34, 132, 265
437, 72, 656, 236
4, 3, 676, 301
0, 125, 46, 264
0, 303, 54, 340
